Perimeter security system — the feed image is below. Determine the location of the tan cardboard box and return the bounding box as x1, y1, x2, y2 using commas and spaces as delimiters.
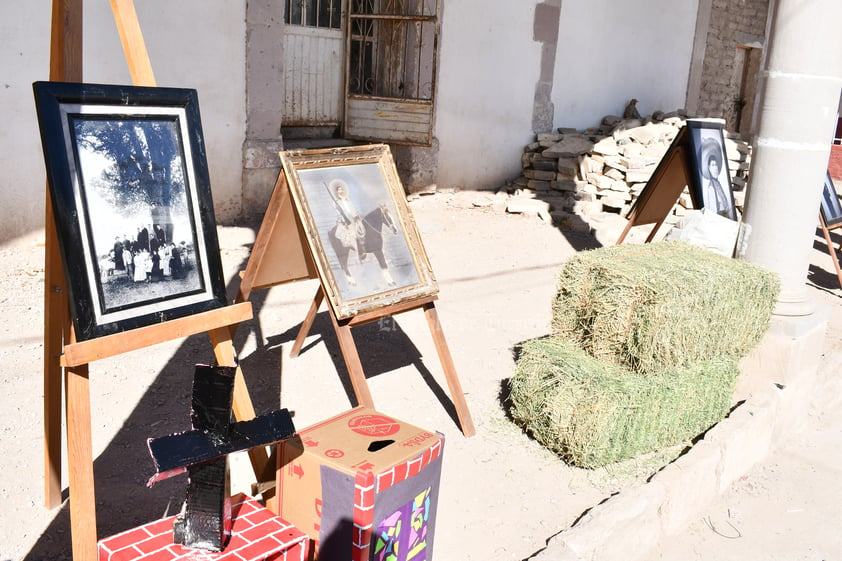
276, 407, 444, 561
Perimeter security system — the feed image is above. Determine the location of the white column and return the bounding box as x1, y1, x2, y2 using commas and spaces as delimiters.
742, 0, 842, 317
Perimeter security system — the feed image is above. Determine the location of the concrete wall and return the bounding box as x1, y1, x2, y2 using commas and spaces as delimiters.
435, 2, 543, 191
434, 0, 699, 192
0, 2, 246, 245
1, 3, 52, 245
552, 0, 697, 129
2, 1, 701, 239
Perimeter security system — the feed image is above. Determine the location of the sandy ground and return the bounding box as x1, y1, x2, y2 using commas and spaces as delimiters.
1, 189, 841, 561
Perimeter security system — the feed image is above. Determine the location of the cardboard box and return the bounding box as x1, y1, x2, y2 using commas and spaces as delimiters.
98, 493, 309, 561
276, 407, 444, 561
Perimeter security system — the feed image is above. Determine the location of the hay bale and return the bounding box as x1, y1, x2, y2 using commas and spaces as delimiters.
509, 337, 738, 468
551, 241, 779, 374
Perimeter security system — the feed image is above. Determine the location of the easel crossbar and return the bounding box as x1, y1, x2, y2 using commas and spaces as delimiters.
60, 303, 253, 367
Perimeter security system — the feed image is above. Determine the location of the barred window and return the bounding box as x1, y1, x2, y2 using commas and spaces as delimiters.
285, 0, 341, 29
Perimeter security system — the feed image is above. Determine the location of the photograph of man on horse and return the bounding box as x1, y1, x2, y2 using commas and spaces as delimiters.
326, 177, 398, 289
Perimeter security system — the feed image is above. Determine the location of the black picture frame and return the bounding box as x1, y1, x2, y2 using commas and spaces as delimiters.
33, 81, 227, 341
820, 171, 842, 227
685, 118, 738, 221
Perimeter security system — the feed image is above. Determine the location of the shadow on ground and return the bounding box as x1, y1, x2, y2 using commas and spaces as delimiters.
23, 224, 465, 560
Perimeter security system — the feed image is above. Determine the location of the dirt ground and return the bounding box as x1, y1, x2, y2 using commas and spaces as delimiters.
1, 189, 841, 561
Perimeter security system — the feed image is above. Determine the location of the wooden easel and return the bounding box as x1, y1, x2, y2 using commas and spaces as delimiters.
236, 171, 476, 437
616, 127, 691, 244
819, 213, 842, 289
44, 2, 270, 560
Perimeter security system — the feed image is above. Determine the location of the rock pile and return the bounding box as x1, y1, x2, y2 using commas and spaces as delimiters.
506, 111, 752, 232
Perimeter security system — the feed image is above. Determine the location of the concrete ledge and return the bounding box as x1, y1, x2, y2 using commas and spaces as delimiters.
533, 313, 828, 561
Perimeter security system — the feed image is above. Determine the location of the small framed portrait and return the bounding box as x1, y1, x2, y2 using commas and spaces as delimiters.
686, 118, 738, 221
33, 81, 227, 341
280, 144, 438, 320
820, 171, 842, 227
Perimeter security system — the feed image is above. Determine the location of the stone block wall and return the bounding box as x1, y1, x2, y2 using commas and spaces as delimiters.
509, 110, 751, 225
696, 0, 771, 130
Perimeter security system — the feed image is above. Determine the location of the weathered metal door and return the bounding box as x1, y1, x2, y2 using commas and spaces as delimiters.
282, 0, 345, 127
344, 0, 440, 146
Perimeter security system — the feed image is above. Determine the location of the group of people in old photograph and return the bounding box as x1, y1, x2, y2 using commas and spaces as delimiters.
98, 223, 193, 290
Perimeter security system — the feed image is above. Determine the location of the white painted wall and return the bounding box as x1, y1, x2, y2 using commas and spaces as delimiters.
435, 0, 698, 191
0, 2, 246, 245
553, 0, 697, 129
435, 2, 543, 191
1, 3, 52, 244
2, 1, 698, 240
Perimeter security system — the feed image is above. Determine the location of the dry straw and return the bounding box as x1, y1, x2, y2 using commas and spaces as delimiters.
509, 241, 779, 468
551, 241, 779, 374
509, 337, 739, 468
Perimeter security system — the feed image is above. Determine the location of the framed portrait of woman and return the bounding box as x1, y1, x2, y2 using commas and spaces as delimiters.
279, 144, 438, 320
686, 118, 738, 221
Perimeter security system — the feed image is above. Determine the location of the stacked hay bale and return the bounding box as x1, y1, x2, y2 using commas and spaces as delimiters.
509, 241, 779, 468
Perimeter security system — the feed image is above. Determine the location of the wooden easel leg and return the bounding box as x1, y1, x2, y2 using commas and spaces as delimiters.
44, 197, 65, 509
615, 216, 634, 245
290, 286, 325, 358
644, 217, 667, 243
422, 303, 476, 437
328, 309, 375, 409
46, 0, 83, 509
65, 364, 97, 561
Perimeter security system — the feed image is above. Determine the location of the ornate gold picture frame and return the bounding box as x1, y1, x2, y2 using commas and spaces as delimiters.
280, 144, 438, 320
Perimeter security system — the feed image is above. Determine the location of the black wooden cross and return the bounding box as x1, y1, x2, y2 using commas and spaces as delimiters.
146, 364, 295, 552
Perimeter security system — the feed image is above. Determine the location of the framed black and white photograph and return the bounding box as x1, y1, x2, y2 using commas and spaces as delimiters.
820, 171, 842, 227
686, 118, 738, 221
280, 144, 438, 320
33, 81, 227, 341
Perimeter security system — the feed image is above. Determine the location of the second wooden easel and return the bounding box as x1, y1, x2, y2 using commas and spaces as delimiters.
616, 127, 692, 244
236, 170, 476, 437
819, 212, 842, 289
43, 2, 270, 560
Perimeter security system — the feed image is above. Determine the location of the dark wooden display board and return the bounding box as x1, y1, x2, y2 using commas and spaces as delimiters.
616, 126, 691, 244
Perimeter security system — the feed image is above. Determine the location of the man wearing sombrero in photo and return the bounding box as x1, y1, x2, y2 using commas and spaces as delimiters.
698, 137, 733, 219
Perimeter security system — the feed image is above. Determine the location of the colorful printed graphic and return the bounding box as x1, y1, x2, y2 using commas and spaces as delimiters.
348, 414, 400, 437
373, 487, 432, 561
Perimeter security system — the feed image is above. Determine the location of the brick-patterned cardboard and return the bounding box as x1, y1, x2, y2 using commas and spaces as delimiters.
276, 407, 444, 561
98, 493, 309, 561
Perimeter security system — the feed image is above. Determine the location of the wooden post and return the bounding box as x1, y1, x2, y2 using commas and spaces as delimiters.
423, 302, 476, 436
65, 363, 97, 561
289, 286, 325, 359
44, 0, 83, 511
109, 0, 156, 86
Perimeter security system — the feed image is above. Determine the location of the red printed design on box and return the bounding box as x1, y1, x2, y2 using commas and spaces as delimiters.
97, 494, 308, 561
348, 414, 401, 437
